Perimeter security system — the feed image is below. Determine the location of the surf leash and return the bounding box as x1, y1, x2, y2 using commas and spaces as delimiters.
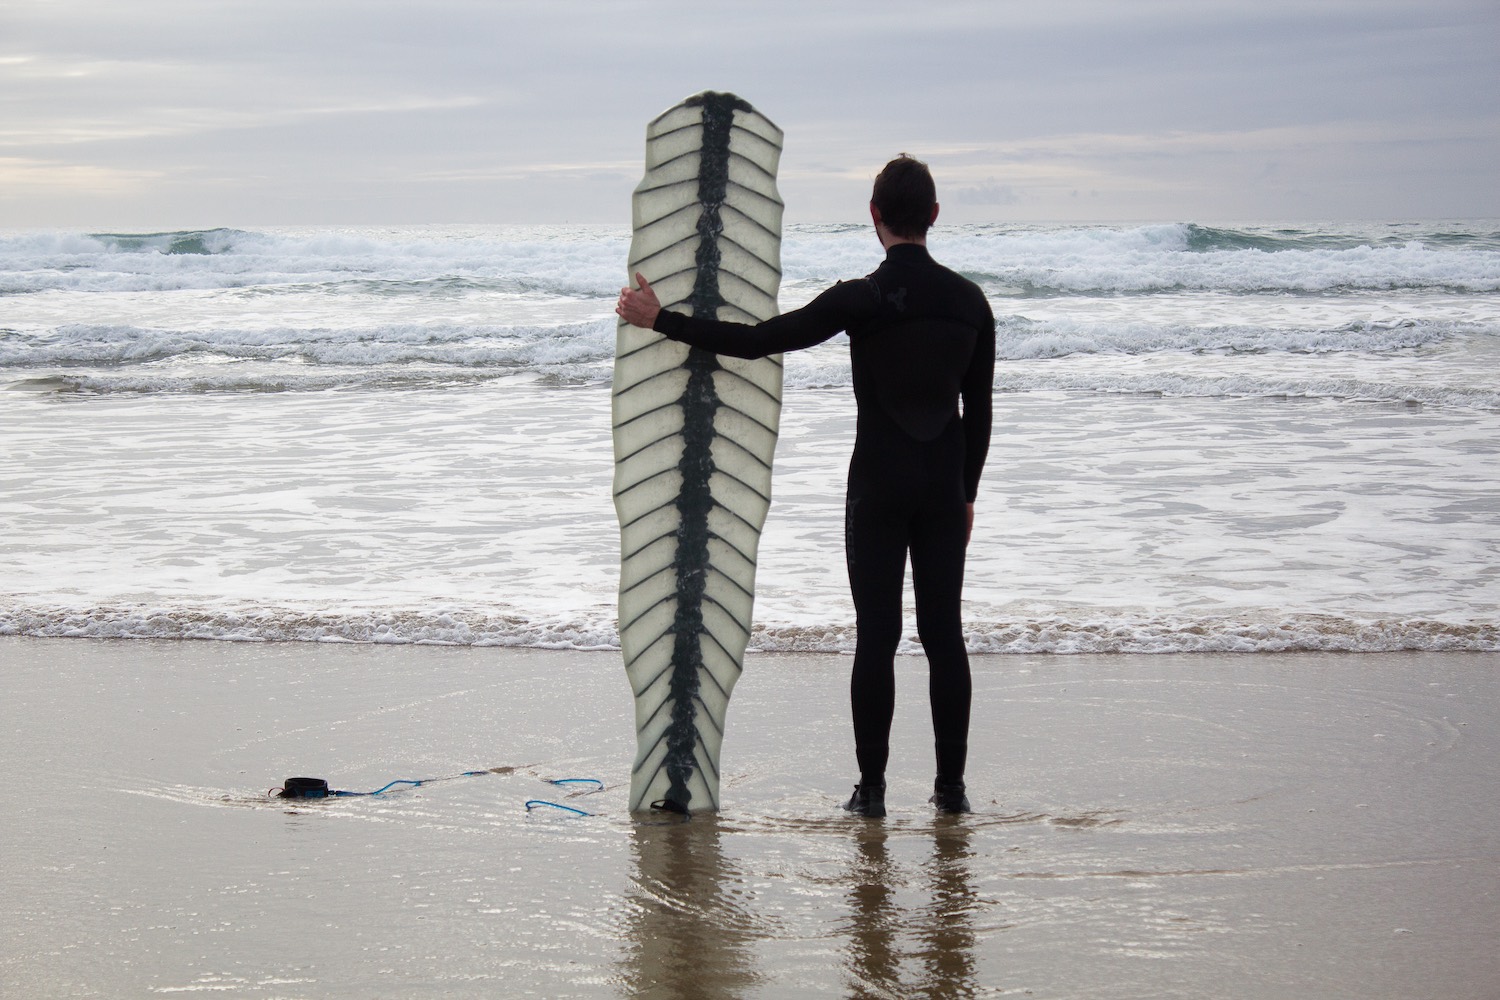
269, 770, 603, 816
270, 770, 493, 799
524, 777, 606, 817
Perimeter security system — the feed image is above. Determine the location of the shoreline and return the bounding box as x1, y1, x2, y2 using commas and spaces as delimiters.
3, 607, 1495, 653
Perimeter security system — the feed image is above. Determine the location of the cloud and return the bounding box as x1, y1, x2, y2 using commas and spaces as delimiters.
411, 161, 639, 184
1, 96, 491, 148
952, 179, 1023, 206
2, 0, 1496, 225
0, 156, 160, 193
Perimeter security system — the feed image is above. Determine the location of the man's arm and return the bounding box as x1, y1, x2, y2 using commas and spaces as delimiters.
617, 273, 878, 360
959, 298, 996, 507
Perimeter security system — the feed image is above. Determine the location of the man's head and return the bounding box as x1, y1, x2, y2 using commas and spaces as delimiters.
870, 154, 938, 243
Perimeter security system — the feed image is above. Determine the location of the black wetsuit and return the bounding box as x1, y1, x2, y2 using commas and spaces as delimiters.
653, 242, 996, 787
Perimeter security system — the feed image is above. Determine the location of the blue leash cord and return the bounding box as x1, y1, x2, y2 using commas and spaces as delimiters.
334, 779, 420, 797
524, 799, 591, 817
330, 770, 492, 797
524, 777, 603, 816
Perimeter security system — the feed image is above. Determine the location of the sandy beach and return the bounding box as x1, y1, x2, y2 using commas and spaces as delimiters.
2, 636, 1495, 998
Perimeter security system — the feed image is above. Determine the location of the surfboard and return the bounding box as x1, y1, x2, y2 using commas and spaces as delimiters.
612, 92, 785, 814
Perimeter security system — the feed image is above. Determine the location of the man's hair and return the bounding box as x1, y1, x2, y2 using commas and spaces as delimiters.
871, 154, 936, 240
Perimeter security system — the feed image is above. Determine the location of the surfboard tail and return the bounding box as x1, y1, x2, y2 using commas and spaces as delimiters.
613, 92, 784, 813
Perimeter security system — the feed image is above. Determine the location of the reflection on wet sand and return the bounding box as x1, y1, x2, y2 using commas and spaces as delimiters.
845, 821, 981, 999
619, 812, 985, 999
620, 816, 761, 999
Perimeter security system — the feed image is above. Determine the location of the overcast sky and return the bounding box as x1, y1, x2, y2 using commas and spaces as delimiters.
3, 0, 1497, 229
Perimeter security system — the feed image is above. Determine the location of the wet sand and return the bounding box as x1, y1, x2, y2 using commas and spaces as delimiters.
2, 636, 1496, 998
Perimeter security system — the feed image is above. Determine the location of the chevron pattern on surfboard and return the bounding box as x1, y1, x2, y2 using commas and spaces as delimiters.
613, 92, 784, 813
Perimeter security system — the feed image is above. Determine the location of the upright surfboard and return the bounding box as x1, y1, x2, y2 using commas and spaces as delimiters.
613, 92, 785, 813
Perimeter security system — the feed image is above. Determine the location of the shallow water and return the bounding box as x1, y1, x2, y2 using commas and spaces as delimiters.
2, 379, 1495, 652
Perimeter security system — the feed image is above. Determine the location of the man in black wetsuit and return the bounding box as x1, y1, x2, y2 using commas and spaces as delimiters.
616, 155, 995, 817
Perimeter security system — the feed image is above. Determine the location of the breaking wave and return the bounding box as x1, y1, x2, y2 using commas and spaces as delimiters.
2, 600, 1494, 655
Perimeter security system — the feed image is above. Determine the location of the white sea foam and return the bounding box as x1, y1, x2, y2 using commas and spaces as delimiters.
4, 313, 1495, 411
0, 226, 630, 297
2, 222, 1496, 299
2, 600, 1493, 654
0, 320, 615, 370
789, 222, 1500, 294
989, 368, 1500, 411
3, 222, 1497, 654
0, 600, 622, 650
995, 316, 1470, 358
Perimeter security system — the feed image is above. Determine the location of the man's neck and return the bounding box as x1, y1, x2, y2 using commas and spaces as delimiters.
876, 232, 924, 250
877, 226, 927, 250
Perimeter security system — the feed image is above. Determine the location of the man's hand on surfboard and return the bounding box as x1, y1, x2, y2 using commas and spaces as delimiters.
616, 273, 661, 330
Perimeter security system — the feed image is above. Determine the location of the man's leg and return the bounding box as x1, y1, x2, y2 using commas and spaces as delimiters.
844, 474, 909, 789
910, 450, 972, 805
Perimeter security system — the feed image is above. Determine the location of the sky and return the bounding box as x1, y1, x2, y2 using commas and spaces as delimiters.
2, 0, 1497, 229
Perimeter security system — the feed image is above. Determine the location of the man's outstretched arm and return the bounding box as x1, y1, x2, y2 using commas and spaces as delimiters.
617, 272, 876, 360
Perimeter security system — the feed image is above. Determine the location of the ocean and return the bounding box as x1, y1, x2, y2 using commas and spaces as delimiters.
2, 221, 1497, 654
